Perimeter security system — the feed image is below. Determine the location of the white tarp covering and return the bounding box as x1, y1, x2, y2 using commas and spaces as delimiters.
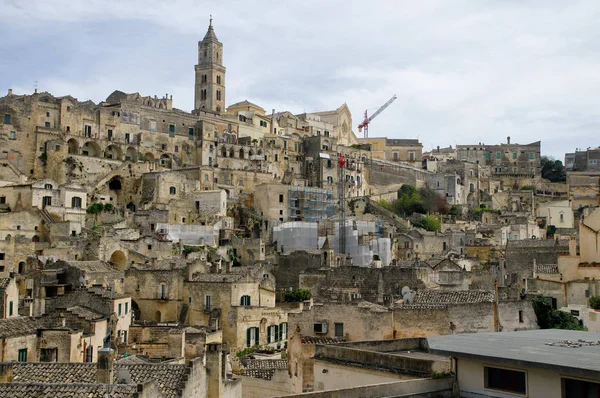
273, 221, 391, 267
156, 223, 220, 246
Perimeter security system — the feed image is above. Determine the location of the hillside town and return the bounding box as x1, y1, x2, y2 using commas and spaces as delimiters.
1, 19, 600, 398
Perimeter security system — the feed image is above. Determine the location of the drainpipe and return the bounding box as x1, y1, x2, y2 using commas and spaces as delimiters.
452, 357, 460, 397
493, 280, 499, 332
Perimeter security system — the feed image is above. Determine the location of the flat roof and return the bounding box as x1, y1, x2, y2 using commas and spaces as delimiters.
427, 330, 600, 379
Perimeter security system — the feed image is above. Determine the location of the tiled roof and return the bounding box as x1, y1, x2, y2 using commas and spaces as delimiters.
116, 364, 188, 398
242, 359, 288, 380
116, 355, 151, 364
396, 303, 448, 310
536, 264, 559, 274
0, 278, 11, 290
300, 335, 346, 345
12, 363, 96, 383
244, 359, 287, 370
190, 273, 244, 283
88, 286, 128, 300
413, 290, 494, 304
0, 383, 139, 398
386, 139, 422, 147
243, 369, 279, 380
0, 317, 40, 339
66, 306, 104, 321
507, 239, 569, 249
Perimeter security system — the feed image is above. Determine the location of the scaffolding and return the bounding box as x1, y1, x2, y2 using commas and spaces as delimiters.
288, 186, 334, 223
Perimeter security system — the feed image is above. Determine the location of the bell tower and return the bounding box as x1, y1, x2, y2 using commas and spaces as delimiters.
194, 16, 226, 113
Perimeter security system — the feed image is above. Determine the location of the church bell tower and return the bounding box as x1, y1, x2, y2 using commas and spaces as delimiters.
194, 17, 226, 113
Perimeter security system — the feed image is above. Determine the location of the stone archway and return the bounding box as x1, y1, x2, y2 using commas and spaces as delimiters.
125, 147, 137, 162
104, 145, 122, 160
67, 139, 79, 155
109, 250, 127, 270
82, 141, 102, 157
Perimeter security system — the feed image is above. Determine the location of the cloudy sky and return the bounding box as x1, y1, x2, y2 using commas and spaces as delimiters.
1, 0, 599, 159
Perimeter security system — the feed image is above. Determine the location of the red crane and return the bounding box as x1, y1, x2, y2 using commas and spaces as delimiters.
358, 95, 397, 138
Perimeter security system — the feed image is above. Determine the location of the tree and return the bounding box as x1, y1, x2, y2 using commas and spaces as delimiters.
589, 296, 600, 310
420, 215, 441, 232
284, 289, 312, 302
541, 156, 566, 183
532, 296, 585, 330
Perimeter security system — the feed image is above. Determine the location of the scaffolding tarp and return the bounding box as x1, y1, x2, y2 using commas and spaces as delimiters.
274, 221, 392, 267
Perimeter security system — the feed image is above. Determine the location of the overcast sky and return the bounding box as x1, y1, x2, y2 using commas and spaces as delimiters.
2, 0, 599, 159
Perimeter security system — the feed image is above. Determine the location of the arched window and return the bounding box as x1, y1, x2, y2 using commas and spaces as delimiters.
44, 184, 53, 190
239, 148, 245, 159
169, 187, 176, 195
240, 295, 251, 306
159, 283, 167, 299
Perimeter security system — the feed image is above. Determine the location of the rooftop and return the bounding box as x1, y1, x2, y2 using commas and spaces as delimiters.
413, 290, 494, 305
427, 330, 600, 379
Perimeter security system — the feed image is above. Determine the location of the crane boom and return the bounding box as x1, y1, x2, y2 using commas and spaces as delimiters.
358, 94, 397, 138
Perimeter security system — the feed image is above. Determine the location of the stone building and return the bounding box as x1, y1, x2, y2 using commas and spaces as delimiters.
456, 137, 542, 189
357, 137, 423, 167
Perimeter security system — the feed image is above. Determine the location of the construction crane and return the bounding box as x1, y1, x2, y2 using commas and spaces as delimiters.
358, 95, 397, 138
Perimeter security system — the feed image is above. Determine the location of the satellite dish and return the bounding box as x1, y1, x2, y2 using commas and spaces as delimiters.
404, 292, 414, 304
401, 286, 411, 296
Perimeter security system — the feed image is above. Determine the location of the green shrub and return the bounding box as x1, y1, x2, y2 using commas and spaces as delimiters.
284, 289, 312, 302
589, 296, 600, 310
103, 203, 114, 212
86, 202, 104, 214
532, 295, 586, 330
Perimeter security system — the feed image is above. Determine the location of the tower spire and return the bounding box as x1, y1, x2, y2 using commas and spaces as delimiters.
210, 14, 212, 26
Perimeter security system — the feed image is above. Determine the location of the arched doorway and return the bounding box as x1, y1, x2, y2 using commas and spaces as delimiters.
125, 147, 137, 162
155, 310, 162, 322
109, 250, 127, 270
108, 177, 122, 191
82, 141, 102, 157
67, 139, 79, 155
144, 152, 155, 162
104, 145, 122, 160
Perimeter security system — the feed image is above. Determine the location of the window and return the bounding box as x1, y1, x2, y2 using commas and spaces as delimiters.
85, 345, 93, 362
160, 284, 167, 299
170, 186, 176, 195
409, 152, 415, 161
496, 152, 501, 159
46, 112, 50, 117
4, 114, 11, 124
563, 378, 600, 397
124, 302, 129, 314
0, 197, 5, 204
161, 144, 167, 150
560, 213, 564, 222
188, 127, 194, 139
334, 323, 344, 337
279, 194, 284, 203
71, 197, 82, 208
590, 159, 598, 165
66, 126, 70, 132
118, 303, 122, 316
147, 244, 152, 250
107, 129, 113, 140
175, 145, 179, 153
247, 327, 259, 347
485, 151, 490, 159
518, 310, 523, 323
267, 325, 278, 343
313, 322, 328, 334
150, 121, 157, 132
484, 366, 526, 394
169, 124, 175, 137
84, 125, 92, 137
216, 75, 221, 84
125, 133, 130, 143
529, 152, 534, 159
205, 295, 211, 311
216, 90, 221, 101
123, 331, 128, 344
393, 152, 398, 161
202, 74, 207, 83
44, 122, 51, 128
279, 322, 288, 341
18, 349, 27, 362
9, 301, 13, 316
9, 131, 15, 140
513, 152, 517, 159
204, 174, 209, 181
240, 295, 251, 306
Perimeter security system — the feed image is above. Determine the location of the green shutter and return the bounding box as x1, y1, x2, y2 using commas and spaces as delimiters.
267, 327, 271, 344
247, 328, 251, 347
279, 323, 283, 341
275, 325, 279, 342
256, 328, 259, 346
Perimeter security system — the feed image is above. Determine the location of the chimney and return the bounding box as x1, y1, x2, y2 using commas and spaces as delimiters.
569, 236, 577, 256
96, 346, 115, 385
206, 343, 223, 398
507, 136, 511, 145
0, 364, 14, 383
7, 89, 12, 96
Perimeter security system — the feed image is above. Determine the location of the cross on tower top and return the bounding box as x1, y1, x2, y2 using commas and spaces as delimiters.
210, 14, 212, 26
